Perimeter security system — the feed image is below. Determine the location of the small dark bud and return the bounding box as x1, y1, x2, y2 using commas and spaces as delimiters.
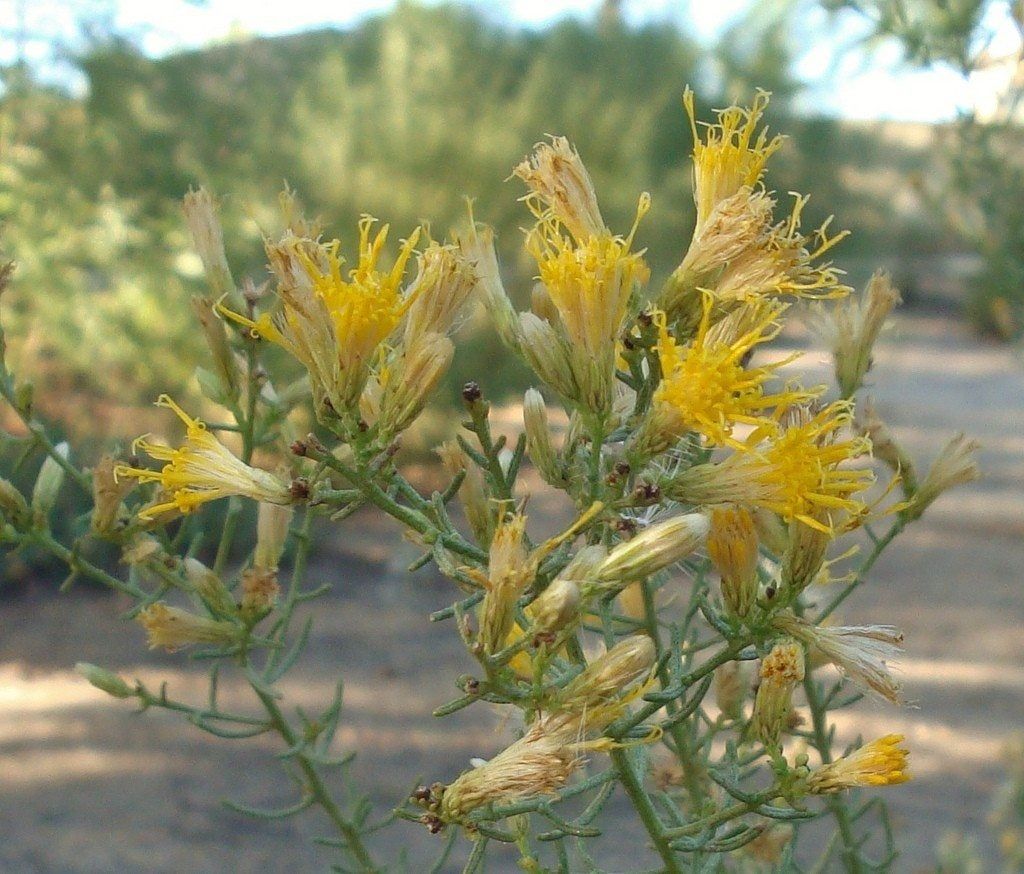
289, 477, 311, 501
533, 631, 556, 647
421, 814, 444, 834
634, 482, 661, 503
357, 419, 369, 433
764, 585, 777, 600
615, 517, 638, 536
461, 381, 482, 403
637, 310, 654, 328
621, 333, 636, 351
290, 440, 308, 457
614, 461, 631, 477
412, 786, 432, 803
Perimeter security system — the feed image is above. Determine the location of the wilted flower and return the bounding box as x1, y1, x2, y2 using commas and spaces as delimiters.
816, 271, 901, 397
91, 454, 134, 535
807, 734, 910, 793
138, 602, 241, 652
750, 639, 804, 749
775, 613, 903, 704
116, 395, 292, 519
904, 433, 980, 521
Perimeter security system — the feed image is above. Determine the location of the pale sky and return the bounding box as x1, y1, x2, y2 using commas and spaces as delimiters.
3, 0, 1021, 121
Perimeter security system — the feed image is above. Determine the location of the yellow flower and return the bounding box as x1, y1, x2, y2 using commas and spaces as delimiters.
223, 217, 420, 416
664, 402, 874, 533
710, 194, 848, 305
515, 137, 650, 413
661, 91, 848, 328
116, 395, 292, 519
645, 300, 816, 450
684, 88, 783, 235
808, 734, 910, 793
526, 200, 650, 360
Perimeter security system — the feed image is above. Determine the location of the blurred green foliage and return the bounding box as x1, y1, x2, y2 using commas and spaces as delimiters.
828, 0, 1024, 337
0, 1, 952, 449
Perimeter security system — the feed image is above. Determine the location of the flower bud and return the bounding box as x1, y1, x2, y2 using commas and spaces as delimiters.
750, 639, 804, 749
379, 333, 454, 436
594, 513, 709, 592
904, 432, 980, 521
558, 635, 656, 715
191, 296, 241, 402
780, 516, 830, 596
707, 507, 759, 618
254, 502, 292, 572
528, 578, 580, 637
0, 477, 29, 527
75, 662, 134, 699
184, 557, 238, 620
138, 602, 241, 652
31, 443, 69, 517
518, 313, 577, 402
183, 187, 234, 300
523, 388, 563, 487
91, 454, 134, 536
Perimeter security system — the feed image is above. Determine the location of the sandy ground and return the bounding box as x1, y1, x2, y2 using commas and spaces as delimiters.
1, 309, 1022, 873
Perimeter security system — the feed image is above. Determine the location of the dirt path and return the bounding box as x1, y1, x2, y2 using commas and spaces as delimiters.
1, 310, 1021, 872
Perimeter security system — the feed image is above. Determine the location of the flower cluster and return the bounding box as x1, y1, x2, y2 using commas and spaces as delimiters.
10, 87, 979, 872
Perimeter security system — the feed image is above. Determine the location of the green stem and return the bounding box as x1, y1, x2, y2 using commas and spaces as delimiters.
817, 520, 903, 622
29, 529, 144, 598
804, 673, 864, 874
610, 746, 681, 873
213, 339, 259, 577
640, 579, 704, 812
312, 448, 487, 563
253, 686, 380, 872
